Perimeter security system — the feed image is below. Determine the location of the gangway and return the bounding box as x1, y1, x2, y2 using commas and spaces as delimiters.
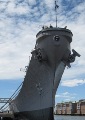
0, 82, 23, 112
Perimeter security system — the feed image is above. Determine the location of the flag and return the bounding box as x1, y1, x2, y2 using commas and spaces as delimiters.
55, 1, 59, 10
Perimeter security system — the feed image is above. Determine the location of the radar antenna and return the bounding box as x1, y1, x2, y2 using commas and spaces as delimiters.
55, 0, 59, 27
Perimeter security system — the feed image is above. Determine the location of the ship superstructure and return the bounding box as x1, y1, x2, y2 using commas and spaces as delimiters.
9, 26, 80, 120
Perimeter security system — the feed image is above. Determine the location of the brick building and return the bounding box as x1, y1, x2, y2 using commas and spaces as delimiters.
66, 102, 77, 114
81, 100, 85, 115
77, 99, 85, 115
62, 103, 66, 114
56, 103, 62, 114
77, 101, 81, 114
56, 99, 85, 115
56, 102, 77, 115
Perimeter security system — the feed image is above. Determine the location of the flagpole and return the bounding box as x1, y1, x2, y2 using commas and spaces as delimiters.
55, 0, 59, 28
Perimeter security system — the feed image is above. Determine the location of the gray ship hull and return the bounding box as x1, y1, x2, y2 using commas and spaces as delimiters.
10, 27, 79, 120
13, 58, 65, 120
14, 107, 53, 120
12, 56, 56, 120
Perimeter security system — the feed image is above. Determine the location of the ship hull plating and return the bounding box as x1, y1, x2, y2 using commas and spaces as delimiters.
14, 107, 53, 120
10, 28, 73, 120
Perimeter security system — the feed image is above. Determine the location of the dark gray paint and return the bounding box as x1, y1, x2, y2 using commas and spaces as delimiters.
10, 27, 73, 120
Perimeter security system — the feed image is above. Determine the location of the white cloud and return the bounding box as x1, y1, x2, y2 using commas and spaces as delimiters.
61, 79, 85, 87
0, 25, 36, 79
28, 0, 36, 6
55, 92, 77, 102
62, 64, 85, 80
6, 1, 28, 15
0, 2, 7, 10
0, 0, 85, 81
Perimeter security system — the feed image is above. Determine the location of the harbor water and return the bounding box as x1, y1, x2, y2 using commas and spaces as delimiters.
54, 115, 85, 120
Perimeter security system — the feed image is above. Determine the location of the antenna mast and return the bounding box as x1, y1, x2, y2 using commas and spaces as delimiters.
55, 0, 59, 27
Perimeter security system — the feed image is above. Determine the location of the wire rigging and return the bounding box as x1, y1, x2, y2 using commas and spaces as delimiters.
0, 82, 23, 112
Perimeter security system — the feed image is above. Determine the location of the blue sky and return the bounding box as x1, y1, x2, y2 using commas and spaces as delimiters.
0, 0, 85, 106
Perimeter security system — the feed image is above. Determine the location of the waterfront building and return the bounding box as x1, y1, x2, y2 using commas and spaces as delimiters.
56, 102, 77, 115
62, 103, 66, 114
77, 101, 81, 114
66, 102, 77, 115
77, 99, 85, 115
56, 99, 85, 115
56, 103, 62, 114
81, 100, 85, 115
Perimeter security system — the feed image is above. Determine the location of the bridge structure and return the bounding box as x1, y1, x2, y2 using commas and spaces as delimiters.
0, 82, 23, 120
0, 82, 23, 112
0, 98, 11, 103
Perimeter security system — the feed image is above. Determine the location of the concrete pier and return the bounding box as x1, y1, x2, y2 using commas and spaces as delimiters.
0, 112, 14, 120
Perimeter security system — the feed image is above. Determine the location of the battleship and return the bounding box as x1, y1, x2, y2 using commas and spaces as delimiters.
1, 1, 80, 120
9, 26, 80, 120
